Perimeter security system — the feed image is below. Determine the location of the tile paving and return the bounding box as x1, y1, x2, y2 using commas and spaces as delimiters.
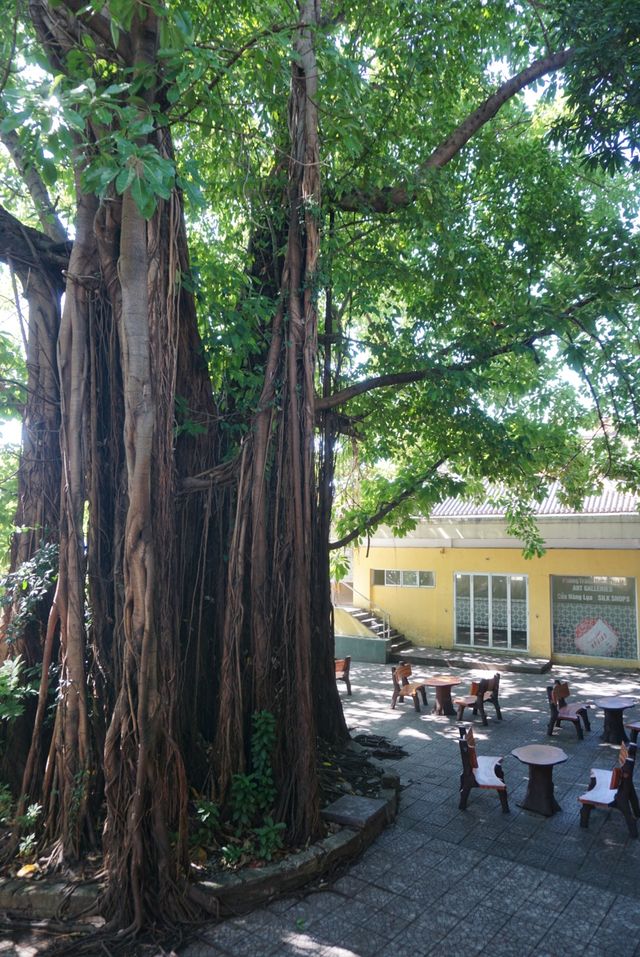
179, 660, 640, 956
2, 659, 640, 955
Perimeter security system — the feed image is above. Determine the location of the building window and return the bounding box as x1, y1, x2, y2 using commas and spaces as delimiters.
372, 569, 435, 588
551, 576, 637, 659
455, 573, 528, 650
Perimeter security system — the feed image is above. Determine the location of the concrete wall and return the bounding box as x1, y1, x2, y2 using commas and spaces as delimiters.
352, 535, 640, 667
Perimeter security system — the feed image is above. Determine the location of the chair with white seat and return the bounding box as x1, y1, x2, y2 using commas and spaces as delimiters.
578, 740, 640, 837
458, 724, 509, 813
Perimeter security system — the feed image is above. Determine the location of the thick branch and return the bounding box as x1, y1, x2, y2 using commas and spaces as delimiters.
316, 327, 554, 411
317, 369, 440, 410
317, 290, 606, 412
337, 48, 573, 213
179, 456, 240, 492
0, 203, 70, 288
63, 0, 132, 62
1, 130, 68, 244
330, 459, 446, 550
29, 0, 131, 71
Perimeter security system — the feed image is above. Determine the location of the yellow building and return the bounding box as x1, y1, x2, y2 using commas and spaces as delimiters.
348, 481, 640, 668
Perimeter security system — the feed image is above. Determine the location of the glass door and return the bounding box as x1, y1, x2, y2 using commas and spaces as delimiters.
454, 572, 528, 650
491, 575, 508, 647
472, 575, 489, 646
510, 576, 528, 649
454, 574, 470, 645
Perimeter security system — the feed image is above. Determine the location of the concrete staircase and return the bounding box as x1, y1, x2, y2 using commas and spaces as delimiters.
344, 607, 413, 658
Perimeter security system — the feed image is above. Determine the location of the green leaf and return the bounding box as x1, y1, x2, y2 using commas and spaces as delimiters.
130, 175, 157, 219
110, 18, 120, 49
174, 10, 194, 40
115, 166, 134, 194
65, 110, 86, 131
40, 159, 58, 186
0, 112, 30, 133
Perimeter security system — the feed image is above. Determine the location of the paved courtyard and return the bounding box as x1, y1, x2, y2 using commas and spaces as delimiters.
2, 660, 640, 955
182, 660, 640, 956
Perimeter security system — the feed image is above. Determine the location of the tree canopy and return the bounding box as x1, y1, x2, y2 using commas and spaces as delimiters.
0, 0, 638, 941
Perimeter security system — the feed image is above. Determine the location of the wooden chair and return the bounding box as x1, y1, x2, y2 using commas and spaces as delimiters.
335, 656, 352, 695
578, 740, 640, 838
391, 663, 428, 712
546, 680, 592, 740
454, 673, 502, 726
458, 725, 509, 813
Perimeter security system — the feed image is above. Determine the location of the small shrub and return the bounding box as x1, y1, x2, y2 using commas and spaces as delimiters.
193, 710, 286, 868
18, 832, 37, 860
251, 817, 286, 861
192, 799, 221, 848
0, 656, 30, 722
230, 772, 258, 830
0, 541, 58, 646
221, 840, 249, 867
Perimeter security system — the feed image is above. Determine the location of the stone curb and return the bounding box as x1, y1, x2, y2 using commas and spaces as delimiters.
0, 877, 102, 919
396, 647, 552, 673
0, 779, 399, 921
193, 784, 399, 916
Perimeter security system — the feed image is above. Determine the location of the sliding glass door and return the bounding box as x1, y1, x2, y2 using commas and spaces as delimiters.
455, 573, 528, 650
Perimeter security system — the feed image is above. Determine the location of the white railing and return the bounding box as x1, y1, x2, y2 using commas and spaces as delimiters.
332, 582, 391, 641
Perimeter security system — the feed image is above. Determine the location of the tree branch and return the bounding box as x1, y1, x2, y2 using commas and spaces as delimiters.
329, 459, 446, 550
0, 203, 70, 288
315, 327, 554, 411
179, 455, 240, 493
64, 0, 133, 63
0, 130, 68, 244
317, 290, 607, 412
29, 0, 132, 71
317, 369, 442, 410
336, 48, 573, 213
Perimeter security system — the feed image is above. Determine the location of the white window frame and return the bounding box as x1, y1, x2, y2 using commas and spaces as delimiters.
377, 569, 436, 588
454, 572, 528, 650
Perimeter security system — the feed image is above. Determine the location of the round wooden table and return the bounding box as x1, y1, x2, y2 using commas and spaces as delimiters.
424, 676, 461, 716
512, 744, 568, 816
594, 696, 638, 744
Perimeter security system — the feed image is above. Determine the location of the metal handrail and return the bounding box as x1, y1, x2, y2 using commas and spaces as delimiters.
333, 582, 391, 641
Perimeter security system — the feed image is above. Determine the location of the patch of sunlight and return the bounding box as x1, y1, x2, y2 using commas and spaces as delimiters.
283, 931, 358, 955
398, 726, 432, 741
0, 419, 21, 445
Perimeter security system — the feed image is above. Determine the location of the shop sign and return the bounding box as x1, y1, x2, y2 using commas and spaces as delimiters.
551, 576, 637, 659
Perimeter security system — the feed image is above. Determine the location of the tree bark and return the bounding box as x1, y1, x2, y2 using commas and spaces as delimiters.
0, 208, 66, 668
214, 0, 325, 841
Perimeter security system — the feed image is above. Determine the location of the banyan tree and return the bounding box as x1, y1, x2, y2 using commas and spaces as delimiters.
0, 0, 638, 934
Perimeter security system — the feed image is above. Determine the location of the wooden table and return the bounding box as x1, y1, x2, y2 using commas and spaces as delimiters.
512, 744, 568, 816
424, 676, 461, 716
594, 696, 638, 744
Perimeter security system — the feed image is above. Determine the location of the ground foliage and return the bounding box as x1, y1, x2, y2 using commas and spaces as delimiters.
0, 0, 636, 939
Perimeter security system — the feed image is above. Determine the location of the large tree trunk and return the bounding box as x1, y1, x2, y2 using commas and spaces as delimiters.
2, 0, 349, 928
13, 180, 96, 863
314, 222, 349, 744
0, 210, 65, 667
0, 210, 65, 790
214, 0, 325, 842
100, 12, 194, 927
